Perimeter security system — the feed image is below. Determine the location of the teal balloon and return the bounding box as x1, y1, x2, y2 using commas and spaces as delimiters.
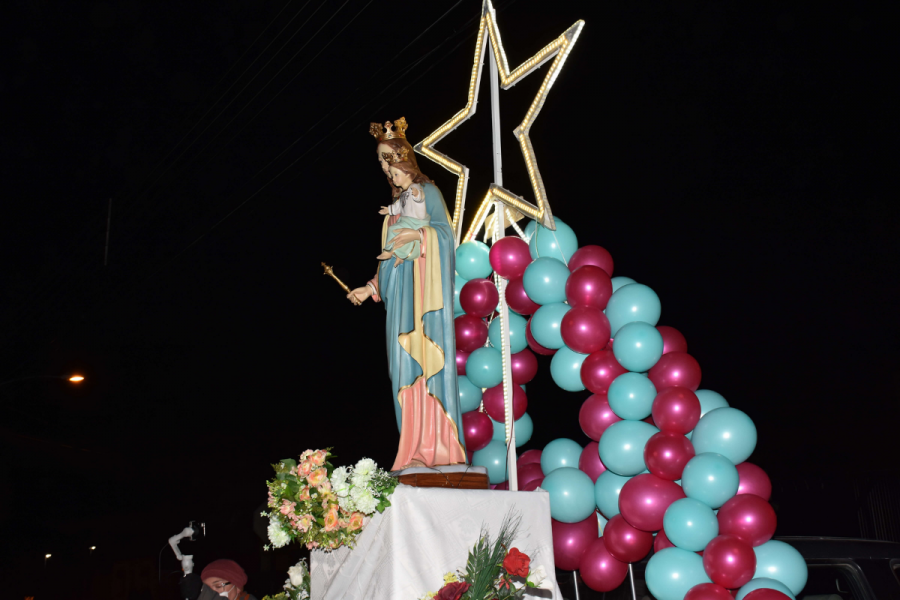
550, 346, 588, 392
541, 438, 583, 475
692, 407, 758, 465
611, 276, 636, 293
472, 439, 509, 484
522, 257, 569, 305
605, 283, 661, 336
466, 347, 503, 389
456, 241, 492, 280
594, 471, 632, 518
663, 497, 719, 552
542, 467, 595, 523
682, 452, 739, 509
489, 311, 528, 353
458, 375, 483, 413
530, 302, 571, 349
491, 416, 506, 441
752, 540, 808, 595
736, 578, 796, 600
608, 372, 658, 420
612, 321, 664, 373
598, 420, 659, 476
696, 389, 730, 417
513, 412, 533, 447
645, 548, 712, 600
454, 274, 468, 314
528, 218, 579, 263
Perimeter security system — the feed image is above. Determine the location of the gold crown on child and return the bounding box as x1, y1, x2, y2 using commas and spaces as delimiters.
369, 117, 408, 141
381, 146, 410, 165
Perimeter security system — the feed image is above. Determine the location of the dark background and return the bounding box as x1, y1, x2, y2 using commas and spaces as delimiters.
1, 0, 897, 598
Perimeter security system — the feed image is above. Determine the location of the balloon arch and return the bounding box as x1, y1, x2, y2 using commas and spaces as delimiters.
454, 218, 806, 600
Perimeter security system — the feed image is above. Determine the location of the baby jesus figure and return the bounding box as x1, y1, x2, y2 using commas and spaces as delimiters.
377, 153, 430, 267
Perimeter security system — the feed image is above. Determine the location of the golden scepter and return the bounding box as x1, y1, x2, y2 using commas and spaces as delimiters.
322, 263, 359, 306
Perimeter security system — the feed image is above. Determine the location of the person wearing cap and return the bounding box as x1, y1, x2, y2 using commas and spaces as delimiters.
180, 558, 258, 600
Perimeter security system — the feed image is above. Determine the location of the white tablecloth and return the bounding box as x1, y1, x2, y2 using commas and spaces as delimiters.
311, 485, 560, 600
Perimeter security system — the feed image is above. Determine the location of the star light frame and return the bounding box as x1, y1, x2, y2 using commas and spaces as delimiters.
414, 0, 584, 244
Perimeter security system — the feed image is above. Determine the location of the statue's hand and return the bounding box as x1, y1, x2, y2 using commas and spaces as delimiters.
392, 228, 420, 247
347, 286, 372, 306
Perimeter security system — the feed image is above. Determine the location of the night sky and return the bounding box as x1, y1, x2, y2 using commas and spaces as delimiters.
1, 1, 897, 598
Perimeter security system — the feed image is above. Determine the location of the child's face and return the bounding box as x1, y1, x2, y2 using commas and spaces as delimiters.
390, 166, 412, 190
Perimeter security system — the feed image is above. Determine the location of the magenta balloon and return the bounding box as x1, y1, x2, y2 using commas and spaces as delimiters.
569, 245, 614, 277
456, 350, 470, 376
518, 449, 542, 467
561, 306, 611, 354
494, 480, 509, 490
482, 383, 528, 422
578, 441, 608, 483
460, 278, 499, 318
510, 348, 538, 385
526, 317, 557, 355
654, 528, 676, 553
657, 325, 688, 355
603, 514, 654, 563
565, 265, 614, 309
579, 538, 629, 591
619, 473, 686, 532
517, 462, 545, 489
461, 410, 493, 452
652, 387, 702, 434
717, 494, 777, 547
578, 394, 622, 441
551, 514, 599, 570
736, 462, 772, 501
644, 431, 696, 480
581, 350, 628, 395
703, 534, 757, 589
454, 314, 488, 353
649, 352, 702, 391
743, 589, 794, 600
506, 277, 540, 315
685, 583, 734, 600
490, 236, 532, 279
522, 477, 544, 491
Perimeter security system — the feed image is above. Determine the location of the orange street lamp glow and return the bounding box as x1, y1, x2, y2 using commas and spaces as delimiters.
69, 375, 85, 382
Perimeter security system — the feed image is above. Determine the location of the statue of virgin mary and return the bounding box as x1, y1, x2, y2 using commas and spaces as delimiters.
347, 118, 467, 471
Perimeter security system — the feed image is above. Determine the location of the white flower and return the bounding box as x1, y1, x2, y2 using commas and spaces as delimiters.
351, 488, 377, 514
287, 561, 307, 587
338, 494, 356, 512
267, 518, 290, 548
331, 466, 349, 486
354, 458, 377, 478
527, 565, 552, 590
333, 480, 351, 499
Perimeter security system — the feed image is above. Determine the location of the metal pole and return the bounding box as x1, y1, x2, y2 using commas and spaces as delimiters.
104, 197, 112, 266
628, 563, 637, 600
571, 570, 581, 600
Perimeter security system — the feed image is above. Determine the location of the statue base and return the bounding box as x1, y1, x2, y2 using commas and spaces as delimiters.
392, 465, 489, 489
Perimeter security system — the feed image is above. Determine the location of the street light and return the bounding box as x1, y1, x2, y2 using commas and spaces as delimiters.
44, 553, 51, 569
0, 374, 86, 388
69, 375, 85, 383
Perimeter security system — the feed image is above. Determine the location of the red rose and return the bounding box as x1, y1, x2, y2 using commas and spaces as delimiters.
436, 581, 470, 600
502, 547, 530, 578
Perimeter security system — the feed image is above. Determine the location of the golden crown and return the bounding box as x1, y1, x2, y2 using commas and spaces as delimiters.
369, 117, 408, 141
381, 146, 410, 165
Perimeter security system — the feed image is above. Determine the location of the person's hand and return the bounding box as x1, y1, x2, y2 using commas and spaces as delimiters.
392, 228, 420, 247
347, 286, 373, 306
378, 206, 390, 215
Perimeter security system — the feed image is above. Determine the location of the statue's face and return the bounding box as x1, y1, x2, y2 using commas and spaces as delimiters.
390, 166, 412, 190
377, 143, 394, 175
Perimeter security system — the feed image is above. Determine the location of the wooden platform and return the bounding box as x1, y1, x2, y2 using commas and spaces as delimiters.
396, 467, 490, 490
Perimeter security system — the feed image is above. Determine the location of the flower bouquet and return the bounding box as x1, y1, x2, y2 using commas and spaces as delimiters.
263, 449, 397, 551
261, 558, 310, 600
418, 512, 552, 600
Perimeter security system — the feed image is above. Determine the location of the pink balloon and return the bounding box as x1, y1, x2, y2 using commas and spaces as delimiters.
654, 528, 676, 552
736, 462, 772, 501
717, 494, 777, 547
518, 449, 542, 466
494, 480, 509, 490
510, 348, 538, 385
578, 441, 608, 482
482, 383, 528, 422
565, 265, 613, 309
489, 236, 532, 279
618, 473, 686, 532
526, 317, 557, 355
703, 534, 757, 589
579, 538, 628, 591
506, 277, 540, 315
578, 394, 622, 441
459, 279, 499, 318
517, 462, 544, 489
522, 476, 544, 491
657, 325, 688, 355
652, 387, 702, 434
581, 350, 628, 395
455, 314, 488, 353
649, 352, 702, 391
644, 431, 696, 480
569, 245, 614, 277
462, 411, 493, 452
561, 306, 611, 354
685, 583, 734, 600
456, 350, 470, 376
603, 514, 654, 563
551, 514, 599, 570
744, 589, 793, 600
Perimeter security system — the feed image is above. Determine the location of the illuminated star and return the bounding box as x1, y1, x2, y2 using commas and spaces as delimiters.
414, 0, 584, 244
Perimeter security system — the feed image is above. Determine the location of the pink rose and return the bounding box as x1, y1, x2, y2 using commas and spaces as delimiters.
310, 450, 327, 466
297, 514, 314, 532
298, 487, 311, 501
298, 461, 313, 477
306, 541, 318, 549
300, 450, 314, 461
348, 512, 365, 531
317, 480, 332, 493
323, 507, 340, 532
279, 500, 296, 516
307, 467, 327, 487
